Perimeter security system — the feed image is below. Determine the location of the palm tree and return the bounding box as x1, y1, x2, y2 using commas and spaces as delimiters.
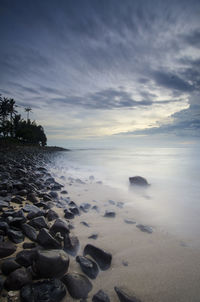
8, 98, 17, 137
25, 107, 32, 122
0, 97, 10, 137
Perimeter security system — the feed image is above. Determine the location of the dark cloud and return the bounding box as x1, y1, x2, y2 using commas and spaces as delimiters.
152, 70, 193, 92
0, 0, 200, 138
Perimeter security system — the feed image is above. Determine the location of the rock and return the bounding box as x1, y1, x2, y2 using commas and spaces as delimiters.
108, 200, 115, 205
136, 224, 153, 234
1, 258, 21, 275
23, 242, 36, 249
0, 221, 9, 233
29, 216, 48, 229
49, 191, 58, 199
21, 223, 37, 241
114, 287, 142, 302
116, 202, 124, 208
0, 241, 17, 258
80, 203, 91, 213
27, 193, 40, 204
37, 228, 61, 249
64, 234, 79, 256
9, 216, 26, 228
76, 255, 99, 279
64, 210, 74, 219
81, 221, 90, 227
61, 190, 68, 194
104, 211, 116, 218
46, 209, 59, 221
69, 206, 80, 215
124, 219, 136, 224
88, 233, 98, 240
11, 196, 24, 204
0, 200, 9, 208
18, 189, 28, 196
4, 267, 32, 291
92, 290, 110, 302
16, 249, 36, 267
7, 229, 24, 244
83, 244, 112, 270
32, 249, 69, 278
24, 204, 45, 219
50, 218, 70, 236
129, 176, 149, 186
61, 272, 92, 299
20, 279, 66, 302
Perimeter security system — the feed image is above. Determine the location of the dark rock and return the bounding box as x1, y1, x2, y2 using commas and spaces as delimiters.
104, 211, 116, 218
7, 229, 24, 244
108, 200, 115, 205
92, 205, 99, 212
0, 190, 7, 197
4, 267, 32, 291
21, 223, 37, 241
69, 206, 80, 215
0, 221, 9, 233
37, 228, 61, 249
64, 234, 79, 256
83, 244, 112, 270
11, 196, 23, 204
129, 176, 149, 186
49, 191, 58, 199
122, 261, 129, 266
29, 216, 48, 229
136, 224, 153, 234
0, 241, 17, 258
18, 189, 28, 196
20, 279, 66, 302
46, 209, 59, 221
16, 249, 36, 267
24, 204, 45, 219
9, 216, 26, 228
43, 194, 52, 201
0, 200, 9, 208
1, 258, 21, 275
27, 193, 40, 204
61, 190, 68, 194
23, 242, 36, 249
32, 249, 69, 278
80, 203, 91, 213
76, 255, 99, 279
50, 218, 70, 236
88, 233, 98, 240
124, 219, 136, 224
81, 221, 90, 227
92, 290, 110, 302
64, 210, 74, 219
61, 272, 92, 299
114, 287, 142, 302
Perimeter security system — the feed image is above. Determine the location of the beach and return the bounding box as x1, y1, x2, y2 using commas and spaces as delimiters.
0, 147, 200, 302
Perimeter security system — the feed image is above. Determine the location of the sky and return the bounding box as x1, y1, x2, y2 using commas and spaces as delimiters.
0, 0, 200, 148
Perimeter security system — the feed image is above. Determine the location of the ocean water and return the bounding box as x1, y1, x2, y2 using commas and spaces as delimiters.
51, 147, 200, 246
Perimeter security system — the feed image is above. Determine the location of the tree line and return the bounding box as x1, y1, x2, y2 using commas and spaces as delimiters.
0, 96, 47, 146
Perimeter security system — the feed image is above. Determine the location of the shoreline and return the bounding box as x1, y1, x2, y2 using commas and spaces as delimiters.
0, 147, 200, 301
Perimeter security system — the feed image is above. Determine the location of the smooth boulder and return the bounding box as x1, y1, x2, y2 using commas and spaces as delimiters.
0, 241, 17, 258
129, 176, 149, 186
83, 244, 112, 270
62, 272, 92, 299
32, 249, 69, 278
37, 228, 61, 249
92, 290, 110, 302
76, 255, 99, 279
4, 267, 32, 291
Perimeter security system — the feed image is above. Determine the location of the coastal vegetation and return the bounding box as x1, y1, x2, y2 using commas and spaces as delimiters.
0, 96, 47, 146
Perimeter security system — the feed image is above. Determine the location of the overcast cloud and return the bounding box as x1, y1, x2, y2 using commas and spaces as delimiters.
0, 0, 200, 145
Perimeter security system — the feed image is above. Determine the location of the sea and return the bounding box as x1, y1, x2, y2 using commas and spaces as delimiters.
50, 146, 200, 247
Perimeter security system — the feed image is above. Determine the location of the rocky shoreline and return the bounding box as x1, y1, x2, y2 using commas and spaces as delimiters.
0, 147, 141, 302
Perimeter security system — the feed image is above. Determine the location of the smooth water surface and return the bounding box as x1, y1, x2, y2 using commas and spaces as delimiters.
52, 147, 200, 245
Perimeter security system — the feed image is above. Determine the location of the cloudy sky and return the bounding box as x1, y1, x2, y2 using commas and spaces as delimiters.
0, 0, 200, 147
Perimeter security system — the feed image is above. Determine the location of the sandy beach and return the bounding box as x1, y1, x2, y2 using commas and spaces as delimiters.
0, 149, 200, 302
